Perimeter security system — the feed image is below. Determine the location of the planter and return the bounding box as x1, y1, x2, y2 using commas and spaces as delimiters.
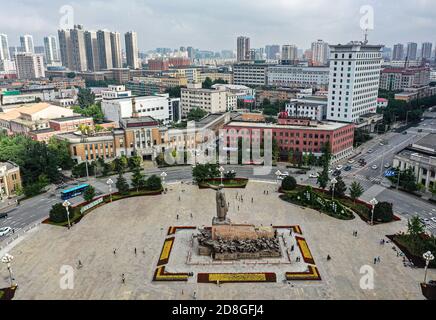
421, 282, 436, 300
198, 178, 249, 189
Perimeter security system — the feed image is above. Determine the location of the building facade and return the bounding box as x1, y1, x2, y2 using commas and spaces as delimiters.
267, 65, 329, 89
14, 53, 45, 79
0, 161, 22, 199
233, 63, 268, 87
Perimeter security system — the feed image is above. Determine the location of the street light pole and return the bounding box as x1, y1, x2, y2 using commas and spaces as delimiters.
275, 170, 282, 192
330, 177, 337, 201
106, 178, 113, 202
423, 251, 434, 284
160, 172, 167, 192
1, 253, 14, 287
219, 166, 225, 188
62, 200, 71, 229
370, 198, 378, 225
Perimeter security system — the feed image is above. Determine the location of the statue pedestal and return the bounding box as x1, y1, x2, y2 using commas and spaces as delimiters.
212, 217, 231, 226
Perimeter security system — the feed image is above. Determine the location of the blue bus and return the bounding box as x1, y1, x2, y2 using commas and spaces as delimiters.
61, 184, 90, 200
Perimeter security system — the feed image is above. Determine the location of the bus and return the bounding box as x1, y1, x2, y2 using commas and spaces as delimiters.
61, 184, 90, 200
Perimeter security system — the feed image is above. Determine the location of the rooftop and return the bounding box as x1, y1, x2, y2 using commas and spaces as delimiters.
0, 161, 19, 171
225, 120, 352, 131
50, 116, 93, 122
412, 133, 436, 153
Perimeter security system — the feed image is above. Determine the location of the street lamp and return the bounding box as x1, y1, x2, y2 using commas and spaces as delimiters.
275, 170, 282, 192
106, 178, 114, 202
423, 251, 434, 284
62, 200, 71, 229
160, 172, 167, 192
1, 253, 15, 287
330, 177, 337, 201
219, 166, 225, 187
369, 198, 378, 225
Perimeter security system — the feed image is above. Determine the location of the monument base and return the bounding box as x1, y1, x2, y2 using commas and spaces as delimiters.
212, 217, 231, 225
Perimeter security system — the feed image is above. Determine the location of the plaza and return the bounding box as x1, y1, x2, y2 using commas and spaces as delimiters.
1, 181, 434, 300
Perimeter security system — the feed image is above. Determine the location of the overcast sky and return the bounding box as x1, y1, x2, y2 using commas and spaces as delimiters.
1, 0, 435, 51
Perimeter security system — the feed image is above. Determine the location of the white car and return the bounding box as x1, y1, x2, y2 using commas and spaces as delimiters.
336, 165, 343, 170
277, 175, 285, 180
0, 227, 12, 237
431, 217, 436, 223
372, 165, 378, 170
283, 171, 290, 176
384, 163, 390, 168
367, 149, 373, 153
347, 159, 355, 164
328, 169, 334, 174
309, 173, 319, 178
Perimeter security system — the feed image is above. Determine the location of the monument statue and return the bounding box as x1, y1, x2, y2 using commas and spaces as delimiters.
209, 184, 230, 225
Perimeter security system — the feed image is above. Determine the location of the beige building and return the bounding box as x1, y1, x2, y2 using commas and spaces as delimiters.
0, 161, 22, 199
199, 72, 233, 84
14, 52, 45, 79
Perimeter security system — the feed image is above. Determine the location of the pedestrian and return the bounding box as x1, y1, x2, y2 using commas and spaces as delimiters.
113, 248, 117, 255
177, 214, 179, 220
134, 248, 137, 255
193, 291, 197, 300
121, 274, 125, 284
78, 260, 83, 268
327, 255, 331, 261
12, 229, 15, 234
355, 231, 358, 237
251, 197, 253, 203
291, 245, 294, 252
237, 205, 239, 211
377, 256, 381, 263
190, 213, 193, 219
373, 257, 377, 264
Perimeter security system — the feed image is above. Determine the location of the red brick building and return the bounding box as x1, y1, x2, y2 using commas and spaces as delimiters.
148, 59, 169, 71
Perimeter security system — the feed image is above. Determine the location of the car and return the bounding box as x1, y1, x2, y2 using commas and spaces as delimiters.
402, 131, 407, 135
336, 165, 343, 170
384, 163, 390, 168
423, 123, 427, 126
367, 149, 373, 153
328, 169, 333, 174
379, 142, 384, 146
277, 175, 284, 180
431, 217, 436, 223
309, 173, 319, 178
333, 170, 341, 176
282, 171, 290, 176
344, 165, 352, 171
347, 159, 355, 164
0, 227, 12, 237
0, 212, 8, 219
418, 129, 423, 133
372, 165, 378, 170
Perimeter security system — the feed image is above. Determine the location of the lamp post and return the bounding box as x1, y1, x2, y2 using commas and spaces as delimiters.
106, 178, 113, 202
219, 166, 225, 187
423, 251, 434, 284
160, 172, 167, 192
275, 170, 282, 192
1, 253, 14, 287
330, 177, 337, 201
62, 200, 71, 229
369, 198, 378, 225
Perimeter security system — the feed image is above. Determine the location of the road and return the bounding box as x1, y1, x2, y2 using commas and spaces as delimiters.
1, 114, 435, 244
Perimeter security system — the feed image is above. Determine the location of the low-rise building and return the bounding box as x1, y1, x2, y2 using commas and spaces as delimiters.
380, 66, 430, 91
285, 96, 328, 121
255, 88, 298, 106
233, 62, 268, 87
394, 85, 436, 102
267, 65, 329, 89
0, 161, 22, 199
393, 133, 436, 191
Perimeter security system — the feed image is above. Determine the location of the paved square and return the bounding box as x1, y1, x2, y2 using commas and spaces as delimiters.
1, 181, 434, 299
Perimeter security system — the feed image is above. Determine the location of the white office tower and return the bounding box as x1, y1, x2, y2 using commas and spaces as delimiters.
327, 42, 383, 123
236, 36, 250, 62
125, 31, 139, 69
44, 36, 60, 65
0, 34, 10, 60
20, 35, 34, 53
421, 42, 433, 61
311, 40, 329, 65
14, 52, 45, 79
110, 32, 122, 68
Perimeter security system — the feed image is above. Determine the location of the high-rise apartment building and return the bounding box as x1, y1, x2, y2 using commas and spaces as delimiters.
236, 36, 250, 62
311, 40, 329, 66
58, 29, 73, 69
110, 32, 122, 68
0, 34, 10, 60
97, 30, 113, 70
84, 31, 100, 71
392, 43, 404, 60
125, 31, 139, 69
406, 42, 418, 61
43, 36, 60, 65
265, 45, 280, 60
327, 42, 383, 123
70, 25, 88, 72
14, 52, 45, 79
20, 35, 34, 53
281, 45, 298, 61
421, 42, 433, 61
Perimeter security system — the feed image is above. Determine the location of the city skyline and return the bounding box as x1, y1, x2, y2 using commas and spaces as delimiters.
0, 0, 436, 52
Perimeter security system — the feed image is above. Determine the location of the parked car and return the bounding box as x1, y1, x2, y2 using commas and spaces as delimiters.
384, 163, 390, 168
344, 165, 352, 171
347, 159, 355, 164
336, 165, 343, 170
431, 217, 436, 223
372, 165, 378, 170
367, 149, 373, 153
0, 212, 8, 219
402, 131, 407, 135
0, 227, 12, 237
309, 173, 319, 178
333, 170, 341, 176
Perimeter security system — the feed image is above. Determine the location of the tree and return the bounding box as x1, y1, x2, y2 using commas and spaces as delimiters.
49, 203, 69, 223
145, 175, 162, 191
407, 216, 425, 237
165, 86, 182, 98
78, 88, 96, 108
128, 155, 142, 171
73, 104, 104, 123
83, 185, 96, 202
281, 176, 297, 191
330, 176, 347, 197
67, 72, 76, 78
116, 172, 130, 195
48, 137, 74, 170
202, 77, 213, 89
192, 163, 219, 183
373, 202, 394, 222
317, 166, 329, 189
131, 168, 146, 191
319, 141, 332, 168
349, 181, 364, 202
187, 107, 207, 121
114, 156, 128, 174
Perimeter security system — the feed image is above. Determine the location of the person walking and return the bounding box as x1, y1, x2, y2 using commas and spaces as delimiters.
373, 257, 377, 264
134, 248, 137, 255
177, 214, 179, 220
78, 260, 83, 268
121, 274, 125, 284
113, 248, 117, 255
193, 291, 197, 300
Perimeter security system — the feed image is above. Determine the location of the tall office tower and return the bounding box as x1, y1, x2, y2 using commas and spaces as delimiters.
265, 45, 280, 60
58, 29, 72, 69
187, 46, 195, 60
0, 34, 10, 60
392, 43, 404, 60
421, 42, 433, 61
327, 42, 383, 123
97, 30, 113, 70
125, 31, 139, 69
70, 25, 88, 71
249, 49, 257, 60
110, 32, 122, 68
85, 31, 100, 71
236, 36, 250, 62
20, 35, 34, 53
406, 42, 418, 60
43, 36, 60, 64
14, 52, 45, 79
311, 40, 329, 65
281, 45, 298, 61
